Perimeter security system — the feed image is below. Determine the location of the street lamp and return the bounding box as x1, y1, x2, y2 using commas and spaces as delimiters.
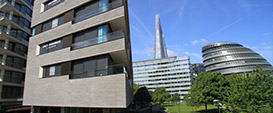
213, 99, 221, 113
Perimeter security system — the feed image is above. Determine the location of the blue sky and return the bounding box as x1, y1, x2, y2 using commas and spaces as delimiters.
128, 0, 273, 65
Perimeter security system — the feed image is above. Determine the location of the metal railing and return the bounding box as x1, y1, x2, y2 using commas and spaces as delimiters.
70, 64, 127, 79
71, 30, 124, 50
74, 0, 123, 23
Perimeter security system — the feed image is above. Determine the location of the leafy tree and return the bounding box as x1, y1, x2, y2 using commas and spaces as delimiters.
225, 68, 273, 112
185, 72, 227, 112
171, 93, 180, 103
133, 83, 141, 95
134, 87, 152, 105
152, 87, 170, 104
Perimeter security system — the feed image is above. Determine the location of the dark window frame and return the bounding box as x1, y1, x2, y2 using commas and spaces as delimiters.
40, 38, 63, 54
43, 64, 62, 78
44, 0, 65, 11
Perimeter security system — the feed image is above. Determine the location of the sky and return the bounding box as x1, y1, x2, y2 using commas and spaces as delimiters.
128, 0, 273, 65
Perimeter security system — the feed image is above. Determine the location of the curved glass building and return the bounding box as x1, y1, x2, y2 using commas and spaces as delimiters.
202, 42, 273, 75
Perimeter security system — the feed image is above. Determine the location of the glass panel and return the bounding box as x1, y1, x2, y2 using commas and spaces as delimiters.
74, 32, 85, 43
73, 61, 84, 78
48, 40, 62, 52
85, 28, 97, 40
58, 15, 65, 25
85, 2, 98, 14
84, 59, 96, 77
97, 57, 108, 75
75, 7, 85, 18
97, 24, 109, 43
99, 0, 109, 13
40, 44, 48, 54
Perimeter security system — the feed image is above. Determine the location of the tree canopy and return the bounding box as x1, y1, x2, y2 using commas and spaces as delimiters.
185, 68, 273, 113
152, 87, 170, 104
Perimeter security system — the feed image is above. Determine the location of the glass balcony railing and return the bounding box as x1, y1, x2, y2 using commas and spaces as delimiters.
0, 26, 29, 41
74, 0, 123, 23
70, 64, 127, 79
0, 59, 25, 70
71, 30, 124, 50
0, 0, 32, 17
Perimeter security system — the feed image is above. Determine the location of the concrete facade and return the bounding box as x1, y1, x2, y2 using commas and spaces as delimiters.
23, 0, 133, 112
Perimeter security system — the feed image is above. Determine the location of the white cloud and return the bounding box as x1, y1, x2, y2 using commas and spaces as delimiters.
167, 49, 178, 57
263, 46, 271, 49
184, 51, 202, 59
261, 42, 266, 45
264, 32, 272, 36
191, 40, 199, 44
200, 38, 208, 43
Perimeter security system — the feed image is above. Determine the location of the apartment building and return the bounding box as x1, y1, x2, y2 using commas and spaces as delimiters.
133, 56, 193, 100
23, 0, 133, 113
0, 0, 33, 112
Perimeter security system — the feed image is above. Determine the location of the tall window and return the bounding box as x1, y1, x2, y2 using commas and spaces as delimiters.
4, 71, 24, 84
43, 64, 61, 77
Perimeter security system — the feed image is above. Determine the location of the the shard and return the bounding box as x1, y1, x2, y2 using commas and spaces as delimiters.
154, 14, 168, 59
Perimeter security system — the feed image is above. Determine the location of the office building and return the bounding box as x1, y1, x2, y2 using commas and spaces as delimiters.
23, 0, 133, 113
202, 42, 273, 75
133, 56, 192, 99
190, 63, 205, 75
0, 0, 33, 112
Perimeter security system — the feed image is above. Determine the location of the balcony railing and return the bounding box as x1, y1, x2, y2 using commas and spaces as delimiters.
70, 64, 127, 79
74, 0, 123, 23
0, 59, 25, 70
0, 26, 29, 41
0, 0, 32, 17
71, 30, 124, 50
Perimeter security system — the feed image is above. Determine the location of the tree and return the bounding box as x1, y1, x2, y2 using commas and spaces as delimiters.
225, 68, 273, 112
152, 87, 170, 104
134, 87, 152, 105
171, 93, 180, 103
185, 72, 228, 112
133, 83, 141, 95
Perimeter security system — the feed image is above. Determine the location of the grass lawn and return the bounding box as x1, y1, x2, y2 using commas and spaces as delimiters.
165, 103, 218, 113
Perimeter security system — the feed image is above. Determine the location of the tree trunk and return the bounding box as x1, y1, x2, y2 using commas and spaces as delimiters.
205, 103, 208, 112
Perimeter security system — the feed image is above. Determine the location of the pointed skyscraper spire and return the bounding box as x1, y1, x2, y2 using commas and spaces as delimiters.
154, 14, 168, 59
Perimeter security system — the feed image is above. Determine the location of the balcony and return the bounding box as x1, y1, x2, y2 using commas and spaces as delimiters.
0, 12, 31, 34
0, 26, 29, 44
73, 0, 123, 23
0, 0, 32, 21
70, 64, 127, 79
71, 30, 124, 50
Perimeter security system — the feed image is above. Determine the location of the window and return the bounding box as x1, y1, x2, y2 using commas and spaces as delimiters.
71, 55, 112, 79
73, 24, 109, 43
4, 71, 24, 84
5, 56, 26, 70
44, 0, 64, 10
40, 39, 63, 54
43, 64, 61, 77
1, 86, 23, 98
42, 15, 65, 31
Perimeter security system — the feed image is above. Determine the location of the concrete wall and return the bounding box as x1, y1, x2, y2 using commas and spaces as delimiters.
23, 73, 128, 108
